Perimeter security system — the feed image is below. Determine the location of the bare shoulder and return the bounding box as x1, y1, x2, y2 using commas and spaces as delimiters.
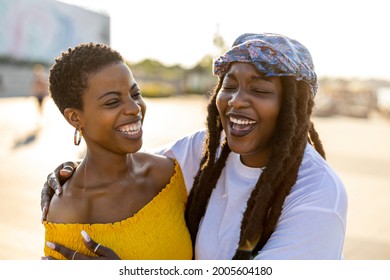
136, 152, 175, 172
135, 152, 176, 185
46, 174, 87, 223
46, 187, 82, 223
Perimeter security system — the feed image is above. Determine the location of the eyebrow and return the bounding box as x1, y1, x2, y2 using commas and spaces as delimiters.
97, 83, 139, 100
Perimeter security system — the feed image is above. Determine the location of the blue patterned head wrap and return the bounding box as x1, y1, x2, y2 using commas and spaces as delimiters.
213, 33, 318, 96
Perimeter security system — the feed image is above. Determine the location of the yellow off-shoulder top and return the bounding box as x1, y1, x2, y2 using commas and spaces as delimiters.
43, 163, 192, 260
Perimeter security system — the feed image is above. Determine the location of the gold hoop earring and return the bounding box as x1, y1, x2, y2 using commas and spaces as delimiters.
74, 128, 83, 146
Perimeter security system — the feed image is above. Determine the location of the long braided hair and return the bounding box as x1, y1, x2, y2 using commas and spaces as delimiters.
185, 75, 325, 260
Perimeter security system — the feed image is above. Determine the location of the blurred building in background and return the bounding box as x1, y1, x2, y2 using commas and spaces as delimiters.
314, 78, 390, 120
0, 0, 110, 97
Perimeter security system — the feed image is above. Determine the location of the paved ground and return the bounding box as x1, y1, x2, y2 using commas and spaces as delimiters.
0, 95, 389, 260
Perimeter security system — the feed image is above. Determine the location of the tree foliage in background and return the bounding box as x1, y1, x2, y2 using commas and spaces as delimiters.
128, 57, 216, 97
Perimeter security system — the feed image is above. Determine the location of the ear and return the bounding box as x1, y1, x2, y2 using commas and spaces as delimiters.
64, 108, 83, 129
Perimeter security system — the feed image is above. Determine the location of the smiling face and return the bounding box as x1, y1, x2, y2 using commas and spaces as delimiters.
76, 62, 146, 155
216, 62, 283, 167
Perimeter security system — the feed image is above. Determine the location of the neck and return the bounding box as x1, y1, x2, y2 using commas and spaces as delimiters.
239, 149, 271, 168
80, 150, 134, 182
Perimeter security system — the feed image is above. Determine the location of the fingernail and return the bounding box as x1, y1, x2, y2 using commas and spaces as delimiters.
63, 166, 74, 174
81, 230, 91, 242
55, 189, 60, 196
46, 241, 55, 250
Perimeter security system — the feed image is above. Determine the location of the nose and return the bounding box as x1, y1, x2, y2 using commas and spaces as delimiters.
227, 88, 250, 108
123, 95, 141, 115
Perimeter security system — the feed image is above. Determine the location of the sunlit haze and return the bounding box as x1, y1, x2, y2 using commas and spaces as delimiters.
60, 0, 389, 80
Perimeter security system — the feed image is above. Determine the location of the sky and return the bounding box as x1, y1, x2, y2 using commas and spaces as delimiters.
59, 0, 389, 80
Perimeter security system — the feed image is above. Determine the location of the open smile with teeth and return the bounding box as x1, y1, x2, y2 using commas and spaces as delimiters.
230, 117, 256, 126
229, 116, 257, 135
117, 121, 142, 135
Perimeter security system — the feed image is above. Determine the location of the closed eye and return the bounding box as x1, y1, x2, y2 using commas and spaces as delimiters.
221, 84, 237, 91
252, 89, 271, 94
131, 90, 142, 99
104, 98, 121, 107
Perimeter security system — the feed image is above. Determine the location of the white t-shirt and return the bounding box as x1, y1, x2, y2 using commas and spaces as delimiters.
157, 130, 348, 260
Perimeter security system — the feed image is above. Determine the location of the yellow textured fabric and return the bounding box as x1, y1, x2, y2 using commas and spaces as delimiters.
43, 163, 192, 260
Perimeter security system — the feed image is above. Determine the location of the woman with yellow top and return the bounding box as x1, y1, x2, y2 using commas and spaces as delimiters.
43, 42, 192, 260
